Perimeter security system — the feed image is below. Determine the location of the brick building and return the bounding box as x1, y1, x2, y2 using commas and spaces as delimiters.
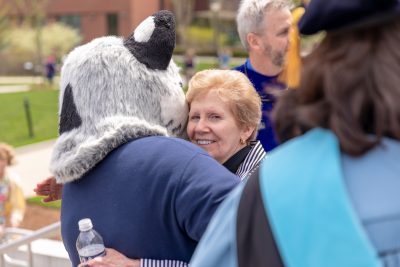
3, 0, 173, 44
3, 0, 240, 44
47, 0, 168, 43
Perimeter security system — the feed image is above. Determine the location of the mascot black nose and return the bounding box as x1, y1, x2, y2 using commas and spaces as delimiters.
124, 10, 175, 70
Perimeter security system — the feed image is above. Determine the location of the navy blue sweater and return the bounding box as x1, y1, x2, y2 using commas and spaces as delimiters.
234, 61, 286, 151
61, 136, 239, 266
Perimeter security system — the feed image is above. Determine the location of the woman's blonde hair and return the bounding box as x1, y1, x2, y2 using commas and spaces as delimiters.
0, 143, 16, 166
186, 69, 262, 141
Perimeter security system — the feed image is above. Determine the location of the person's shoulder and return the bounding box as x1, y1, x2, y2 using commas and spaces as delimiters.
233, 62, 246, 73
127, 136, 209, 156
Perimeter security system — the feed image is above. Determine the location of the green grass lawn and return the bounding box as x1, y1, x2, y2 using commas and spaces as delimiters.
0, 90, 59, 147
26, 196, 61, 209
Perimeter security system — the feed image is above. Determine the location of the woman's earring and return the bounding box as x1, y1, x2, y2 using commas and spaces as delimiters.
240, 138, 246, 145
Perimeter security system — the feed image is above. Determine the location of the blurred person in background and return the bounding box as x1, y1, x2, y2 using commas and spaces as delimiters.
234, 0, 292, 152
183, 48, 196, 84
190, 0, 400, 266
218, 47, 232, 69
45, 55, 56, 85
0, 143, 26, 238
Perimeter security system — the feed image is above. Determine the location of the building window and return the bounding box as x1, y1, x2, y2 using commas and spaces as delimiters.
107, 13, 119, 36
59, 15, 81, 31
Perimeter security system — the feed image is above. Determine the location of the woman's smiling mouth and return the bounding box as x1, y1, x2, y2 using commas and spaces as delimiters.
196, 140, 215, 145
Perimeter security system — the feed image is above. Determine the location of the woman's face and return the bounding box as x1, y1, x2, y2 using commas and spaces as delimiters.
187, 90, 253, 164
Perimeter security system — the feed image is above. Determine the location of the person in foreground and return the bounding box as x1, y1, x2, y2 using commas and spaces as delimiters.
190, 0, 400, 266
78, 69, 265, 267
36, 69, 265, 267
48, 10, 239, 267
35, 69, 265, 200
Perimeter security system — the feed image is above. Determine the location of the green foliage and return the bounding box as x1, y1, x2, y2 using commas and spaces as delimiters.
186, 26, 227, 50
4, 22, 81, 63
41, 23, 81, 59
195, 61, 218, 71
175, 58, 217, 71
4, 26, 36, 61
0, 90, 59, 147
231, 49, 248, 58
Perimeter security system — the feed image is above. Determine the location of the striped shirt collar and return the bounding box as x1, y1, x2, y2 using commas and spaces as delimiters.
236, 141, 266, 180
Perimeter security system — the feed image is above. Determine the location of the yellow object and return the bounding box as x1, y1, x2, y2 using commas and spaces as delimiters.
281, 7, 305, 89
3, 171, 26, 227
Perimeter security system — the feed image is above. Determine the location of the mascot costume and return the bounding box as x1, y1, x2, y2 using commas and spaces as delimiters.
50, 10, 238, 266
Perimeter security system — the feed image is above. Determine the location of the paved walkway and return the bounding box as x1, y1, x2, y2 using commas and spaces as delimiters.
0, 76, 44, 84
0, 85, 30, 93
0, 76, 58, 94
9, 140, 55, 197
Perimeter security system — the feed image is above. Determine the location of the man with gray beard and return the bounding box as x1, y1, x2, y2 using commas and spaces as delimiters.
234, 0, 292, 152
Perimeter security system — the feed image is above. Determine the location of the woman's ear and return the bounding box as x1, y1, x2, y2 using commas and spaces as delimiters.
241, 124, 256, 143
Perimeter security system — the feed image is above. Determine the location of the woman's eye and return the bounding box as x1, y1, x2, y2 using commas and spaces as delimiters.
210, 114, 221, 120
189, 115, 200, 121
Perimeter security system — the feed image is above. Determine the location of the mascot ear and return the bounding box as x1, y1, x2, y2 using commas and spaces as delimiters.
59, 83, 82, 134
124, 10, 175, 70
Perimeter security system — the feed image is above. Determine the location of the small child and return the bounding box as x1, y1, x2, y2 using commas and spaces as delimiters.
0, 143, 26, 238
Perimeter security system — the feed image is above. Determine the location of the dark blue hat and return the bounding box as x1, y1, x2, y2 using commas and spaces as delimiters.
299, 0, 400, 35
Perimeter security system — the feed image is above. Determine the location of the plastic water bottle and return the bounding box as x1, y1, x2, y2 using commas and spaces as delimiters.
76, 218, 106, 263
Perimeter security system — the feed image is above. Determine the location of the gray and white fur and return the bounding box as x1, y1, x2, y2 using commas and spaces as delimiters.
50, 10, 188, 184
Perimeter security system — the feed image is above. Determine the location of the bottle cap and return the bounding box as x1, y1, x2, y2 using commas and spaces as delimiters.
78, 218, 93, 231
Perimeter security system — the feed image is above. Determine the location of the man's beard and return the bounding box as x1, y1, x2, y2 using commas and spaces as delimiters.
263, 43, 287, 69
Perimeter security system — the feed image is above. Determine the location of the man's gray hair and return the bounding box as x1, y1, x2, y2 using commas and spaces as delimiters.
236, 0, 292, 50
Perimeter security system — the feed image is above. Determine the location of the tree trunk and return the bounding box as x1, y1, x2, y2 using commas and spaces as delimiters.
11, 0, 48, 76
171, 0, 195, 50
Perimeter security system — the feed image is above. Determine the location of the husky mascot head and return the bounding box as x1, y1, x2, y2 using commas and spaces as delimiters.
50, 10, 188, 183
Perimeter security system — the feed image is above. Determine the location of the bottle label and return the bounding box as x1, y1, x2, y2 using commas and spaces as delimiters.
78, 244, 106, 263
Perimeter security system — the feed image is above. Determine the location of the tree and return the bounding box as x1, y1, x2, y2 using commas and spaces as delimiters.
5, 23, 81, 63
9, 0, 49, 73
42, 23, 82, 60
0, 2, 10, 51
171, 0, 196, 49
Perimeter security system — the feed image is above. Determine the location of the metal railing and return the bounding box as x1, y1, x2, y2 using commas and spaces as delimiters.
0, 222, 61, 267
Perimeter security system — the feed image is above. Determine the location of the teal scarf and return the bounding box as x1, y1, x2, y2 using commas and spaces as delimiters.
260, 128, 381, 267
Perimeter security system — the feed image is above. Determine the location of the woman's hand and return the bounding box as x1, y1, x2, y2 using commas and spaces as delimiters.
77, 248, 140, 267
33, 176, 63, 202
